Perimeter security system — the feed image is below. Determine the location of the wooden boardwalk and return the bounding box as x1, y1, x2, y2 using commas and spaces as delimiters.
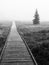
1, 22, 34, 65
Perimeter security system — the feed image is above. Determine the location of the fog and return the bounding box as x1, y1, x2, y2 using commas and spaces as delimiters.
0, 0, 49, 22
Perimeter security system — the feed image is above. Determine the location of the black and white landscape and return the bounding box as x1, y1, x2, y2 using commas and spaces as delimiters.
0, 0, 49, 65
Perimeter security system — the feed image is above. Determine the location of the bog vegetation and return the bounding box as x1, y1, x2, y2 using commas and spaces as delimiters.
0, 22, 12, 56
17, 26, 49, 65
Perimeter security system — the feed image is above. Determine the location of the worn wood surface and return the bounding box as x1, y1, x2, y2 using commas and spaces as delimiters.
1, 22, 34, 65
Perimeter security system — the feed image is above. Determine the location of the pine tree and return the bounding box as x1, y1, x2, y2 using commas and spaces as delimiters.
33, 9, 40, 25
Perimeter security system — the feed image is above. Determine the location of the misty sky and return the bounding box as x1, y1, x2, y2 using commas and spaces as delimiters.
0, 0, 49, 22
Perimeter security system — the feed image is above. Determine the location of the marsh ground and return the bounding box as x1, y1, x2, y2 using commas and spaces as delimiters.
0, 21, 12, 56
17, 22, 49, 65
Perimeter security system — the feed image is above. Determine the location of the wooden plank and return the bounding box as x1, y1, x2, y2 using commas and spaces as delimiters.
1, 22, 34, 65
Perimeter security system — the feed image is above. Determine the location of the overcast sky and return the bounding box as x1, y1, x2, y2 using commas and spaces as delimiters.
0, 0, 49, 22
